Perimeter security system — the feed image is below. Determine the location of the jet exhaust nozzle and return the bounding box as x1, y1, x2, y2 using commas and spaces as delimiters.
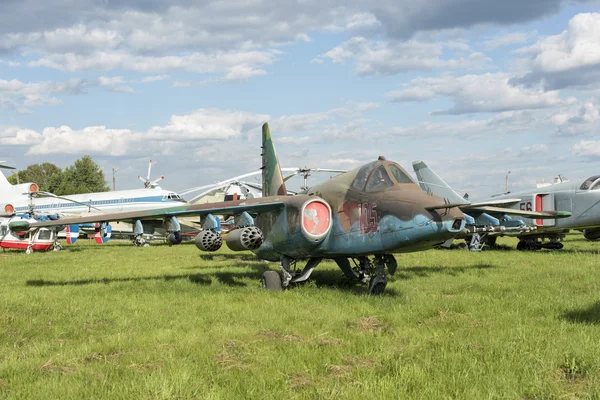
225, 226, 263, 251
195, 230, 223, 252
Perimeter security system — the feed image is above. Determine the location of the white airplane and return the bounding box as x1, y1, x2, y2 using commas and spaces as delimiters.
0, 161, 188, 249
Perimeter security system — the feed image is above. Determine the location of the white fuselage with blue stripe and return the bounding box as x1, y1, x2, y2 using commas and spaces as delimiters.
8, 188, 187, 216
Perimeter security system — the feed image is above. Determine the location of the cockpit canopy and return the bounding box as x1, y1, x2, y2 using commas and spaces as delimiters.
350, 160, 417, 192
164, 192, 183, 200
580, 176, 600, 191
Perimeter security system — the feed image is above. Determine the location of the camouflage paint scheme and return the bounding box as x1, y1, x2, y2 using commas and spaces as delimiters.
16, 123, 466, 292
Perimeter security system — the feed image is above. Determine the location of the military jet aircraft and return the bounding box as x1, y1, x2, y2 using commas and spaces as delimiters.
10, 123, 473, 293
413, 161, 581, 251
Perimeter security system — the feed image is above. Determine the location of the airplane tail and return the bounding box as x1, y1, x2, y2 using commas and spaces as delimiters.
412, 160, 469, 205
261, 122, 287, 197
0, 171, 12, 191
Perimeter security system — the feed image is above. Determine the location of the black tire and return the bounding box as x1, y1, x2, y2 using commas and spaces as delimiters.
261, 271, 282, 291
369, 282, 387, 295
485, 236, 497, 247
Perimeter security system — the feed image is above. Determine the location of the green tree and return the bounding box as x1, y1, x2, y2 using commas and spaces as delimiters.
55, 156, 110, 195
7, 162, 62, 192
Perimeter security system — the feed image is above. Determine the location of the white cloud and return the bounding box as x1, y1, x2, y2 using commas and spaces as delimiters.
512, 13, 600, 90
0, 78, 86, 112
518, 143, 548, 156
552, 101, 599, 136
387, 73, 569, 114
571, 140, 600, 158
317, 36, 489, 76
29, 49, 278, 75
482, 31, 537, 49
141, 75, 170, 83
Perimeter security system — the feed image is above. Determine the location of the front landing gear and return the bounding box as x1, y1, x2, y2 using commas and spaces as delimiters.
368, 255, 389, 295
261, 271, 282, 291
336, 254, 397, 295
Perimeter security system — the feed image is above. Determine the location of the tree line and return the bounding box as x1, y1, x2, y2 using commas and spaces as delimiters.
7, 156, 110, 195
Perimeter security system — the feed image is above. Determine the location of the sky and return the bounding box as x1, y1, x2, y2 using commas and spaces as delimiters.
1, 0, 600, 199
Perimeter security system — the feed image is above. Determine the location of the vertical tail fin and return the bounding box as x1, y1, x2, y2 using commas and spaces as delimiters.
412, 160, 469, 205
261, 122, 287, 197
0, 172, 11, 190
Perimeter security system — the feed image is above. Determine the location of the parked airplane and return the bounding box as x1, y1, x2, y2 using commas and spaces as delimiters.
413, 161, 584, 251
16, 123, 564, 293
0, 163, 188, 247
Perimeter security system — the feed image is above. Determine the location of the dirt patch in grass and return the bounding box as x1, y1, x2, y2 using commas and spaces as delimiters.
128, 362, 160, 371
287, 372, 315, 389
257, 329, 342, 345
317, 337, 343, 345
0, 379, 8, 389
84, 350, 124, 362
40, 359, 76, 374
559, 357, 589, 382
256, 329, 305, 343
327, 356, 378, 380
216, 340, 250, 371
350, 316, 390, 333
328, 364, 353, 378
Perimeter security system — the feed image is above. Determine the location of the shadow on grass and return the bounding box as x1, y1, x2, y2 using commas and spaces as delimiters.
24, 262, 495, 295
561, 301, 600, 324
27, 274, 213, 287
199, 253, 266, 262
393, 263, 496, 280
26, 261, 269, 288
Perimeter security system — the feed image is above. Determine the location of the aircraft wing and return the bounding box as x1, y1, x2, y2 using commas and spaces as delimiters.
459, 205, 571, 219
426, 203, 571, 219
468, 198, 522, 208
19, 198, 288, 229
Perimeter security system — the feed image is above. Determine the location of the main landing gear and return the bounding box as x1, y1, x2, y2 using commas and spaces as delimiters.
260, 254, 398, 295
132, 235, 151, 247
334, 254, 397, 295
261, 256, 323, 291
517, 236, 564, 251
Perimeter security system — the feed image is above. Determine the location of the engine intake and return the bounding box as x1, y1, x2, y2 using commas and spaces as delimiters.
225, 226, 263, 251
195, 230, 223, 252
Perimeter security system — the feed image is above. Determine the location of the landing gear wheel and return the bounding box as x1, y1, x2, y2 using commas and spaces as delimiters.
261, 271, 282, 291
368, 276, 387, 295
25, 246, 33, 255
485, 236, 497, 247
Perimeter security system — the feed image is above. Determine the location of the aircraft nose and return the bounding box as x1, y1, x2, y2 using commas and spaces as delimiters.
421, 204, 465, 236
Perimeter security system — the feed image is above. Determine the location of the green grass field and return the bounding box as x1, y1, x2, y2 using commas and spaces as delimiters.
1, 234, 600, 399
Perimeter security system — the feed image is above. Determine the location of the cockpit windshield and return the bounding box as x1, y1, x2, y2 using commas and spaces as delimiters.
365, 166, 394, 192
580, 175, 600, 190
165, 193, 185, 201
350, 161, 378, 191
387, 164, 415, 184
